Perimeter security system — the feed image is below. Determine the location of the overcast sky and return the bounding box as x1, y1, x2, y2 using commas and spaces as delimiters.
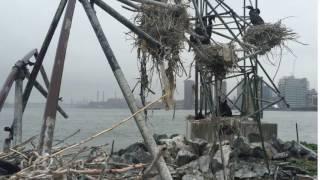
0, 0, 317, 104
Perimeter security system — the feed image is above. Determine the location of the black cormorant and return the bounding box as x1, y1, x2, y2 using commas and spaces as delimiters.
246, 6, 264, 25
189, 16, 215, 46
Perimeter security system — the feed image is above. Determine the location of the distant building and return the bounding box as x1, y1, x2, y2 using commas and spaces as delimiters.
184, 80, 194, 109
278, 76, 309, 108
262, 84, 273, 107
306, 89, 317, 107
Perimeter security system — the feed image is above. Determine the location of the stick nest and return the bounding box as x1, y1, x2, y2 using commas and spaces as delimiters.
133, 3, 190, 109
243, 21, 299, 55
195, 44, 237, 77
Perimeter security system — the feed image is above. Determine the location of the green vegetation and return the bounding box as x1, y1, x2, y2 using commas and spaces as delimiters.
289, 158, 317, 176
300, 141, 317, 153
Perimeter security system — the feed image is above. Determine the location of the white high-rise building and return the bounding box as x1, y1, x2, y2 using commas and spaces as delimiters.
278, 76, 309, 108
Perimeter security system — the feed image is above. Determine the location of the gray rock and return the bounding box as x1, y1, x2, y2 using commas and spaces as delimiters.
210, 159, 223, 174
272, 152, 289, 160
198, 155, 211, 173
170, 133, 180, 139
289, 141, 302, 157
233, 161, 271, 179
176, 149, 197, 166
159, 135, 190, 159
252, 146, 265, 158
182, 173, 204, 180
117, 143, 152, 164
153, 133, 168, 144
271, 137, 285, 152
187, 138, 208, 156
117, 142, 148, 156
232, 137, 251, 157
283, 141, 293, 151
296, 174, 316, 180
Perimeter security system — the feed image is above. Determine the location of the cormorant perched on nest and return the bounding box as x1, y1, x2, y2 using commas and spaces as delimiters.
246, 6, 264, 25
189, 16, 215, 46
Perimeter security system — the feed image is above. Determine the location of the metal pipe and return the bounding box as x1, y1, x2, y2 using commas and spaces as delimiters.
117, 0, 140, 9
23, 0, 68, 112
38, 0, 76, 154
80, 0, 172, 179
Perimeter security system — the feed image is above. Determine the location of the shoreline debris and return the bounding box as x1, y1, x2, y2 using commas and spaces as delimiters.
0, 133, 317, 179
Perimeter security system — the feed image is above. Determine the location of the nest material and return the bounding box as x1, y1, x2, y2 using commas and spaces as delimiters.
134, 3, 189, 109
243, 21, 299, 55
195, 44, 236, 77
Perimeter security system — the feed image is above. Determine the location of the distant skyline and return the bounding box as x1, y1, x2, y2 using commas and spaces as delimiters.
0, 0, 317, 104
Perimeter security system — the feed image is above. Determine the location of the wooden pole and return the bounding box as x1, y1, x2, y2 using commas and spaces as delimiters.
296, 123, 299, 144
38, 0, 76, 154
80, 1, 172, 179
23, 0, 68, 112
24, 70, 68, 118
12, 72, 24, 145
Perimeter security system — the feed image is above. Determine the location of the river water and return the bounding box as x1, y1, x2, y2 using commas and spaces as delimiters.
0, 107, 317, 150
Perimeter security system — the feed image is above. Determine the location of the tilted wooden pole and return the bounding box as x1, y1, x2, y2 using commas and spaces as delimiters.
80, 0, 172, 179
24, 70, 68, 118
23, 0, 68, 112
38, 0, 77, 154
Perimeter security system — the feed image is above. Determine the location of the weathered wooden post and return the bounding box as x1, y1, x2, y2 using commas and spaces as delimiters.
38, 0, 76, 154
12, 70, 25, 145
80, 0, 172, 179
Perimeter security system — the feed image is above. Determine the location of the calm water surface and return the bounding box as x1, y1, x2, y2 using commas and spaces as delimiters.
0, 107, 317, 150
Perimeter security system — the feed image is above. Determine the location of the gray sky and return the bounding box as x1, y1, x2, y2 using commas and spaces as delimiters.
0, 0, 317, 103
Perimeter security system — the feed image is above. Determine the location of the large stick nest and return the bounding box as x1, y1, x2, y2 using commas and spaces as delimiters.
134, 4, 189, 56
133, 3, 190, 108
243, 21, 299, 55
195, 44, 237, 77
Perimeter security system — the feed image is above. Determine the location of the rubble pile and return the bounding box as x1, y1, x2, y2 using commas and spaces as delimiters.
0, 134, 317, 179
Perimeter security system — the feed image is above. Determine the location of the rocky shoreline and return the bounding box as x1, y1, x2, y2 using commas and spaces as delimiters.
1, 134, 317, 179
108, 134, 317, 179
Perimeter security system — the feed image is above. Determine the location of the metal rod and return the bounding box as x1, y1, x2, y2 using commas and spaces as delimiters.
23, 0, 68, 112
24, 71, 68, 118
216, 0, 251, 26
255, 58, 289, 107
80, 1, 172, 179
94, 0, 161, 48
117, 0, 140, 9
12, 74, 24, 145
38, 0, 76, 154
195, 62, 199, 117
